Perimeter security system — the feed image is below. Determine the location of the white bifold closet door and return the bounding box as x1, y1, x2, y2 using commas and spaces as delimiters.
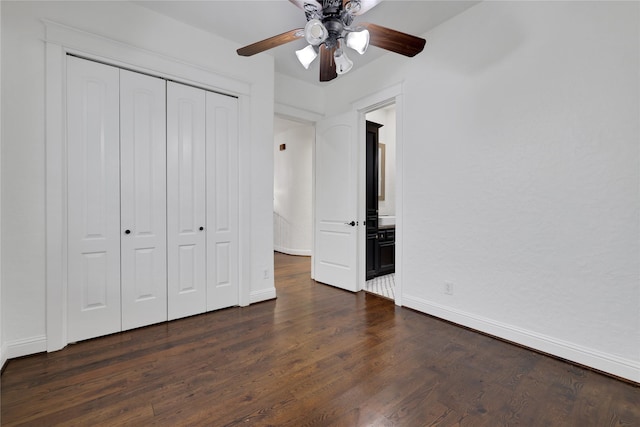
119, 69, 168, 331
167, 82, 207, 320
205, 91, 239, 312
67, 57, 167, 342
167, 82, 240, 319
67, 56, 239, 342
67, 57, 121, 342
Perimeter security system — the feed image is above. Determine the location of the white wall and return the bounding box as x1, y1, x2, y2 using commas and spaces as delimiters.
273, 117, 313, 256
323, 1, 639, 381
275, 74, 326, 117
366, 106, 396, 216
0, 0, 5, 369
1, 1, 275, 356
272, 74, 323, 258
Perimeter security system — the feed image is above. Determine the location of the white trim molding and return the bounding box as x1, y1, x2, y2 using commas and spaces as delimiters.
274, 247, 312, 257
1, 342, 7, 371
275, 102, 323, 123
352, 82, 404, 112
403, 294, 640, 383
44, 20, 250, 97
6, 335, 47, 360
353, 83, 404, 304
250, 288, 277, 304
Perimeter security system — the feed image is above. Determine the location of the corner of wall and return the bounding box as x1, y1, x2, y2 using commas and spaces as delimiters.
0, 0, 4, 373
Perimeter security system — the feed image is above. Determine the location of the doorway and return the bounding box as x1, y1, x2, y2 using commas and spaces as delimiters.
302, 84, 403, 298
273, 115, 314, 258
363, 104, 396, 300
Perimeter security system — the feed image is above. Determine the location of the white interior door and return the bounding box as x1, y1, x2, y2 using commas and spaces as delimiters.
206, 92, 240, 311
167, 81, 207, 320
314, 111, 359, 292
120, 69, 167, 331
67, 56, 121, 342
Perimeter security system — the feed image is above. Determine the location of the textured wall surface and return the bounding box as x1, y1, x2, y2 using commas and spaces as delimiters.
319, 1, 639, 380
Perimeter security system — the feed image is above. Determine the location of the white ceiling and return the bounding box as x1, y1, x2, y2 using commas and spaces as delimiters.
137, 0, 479, 86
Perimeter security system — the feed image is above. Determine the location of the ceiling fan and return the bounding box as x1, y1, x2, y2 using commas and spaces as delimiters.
236, 0, 426, 82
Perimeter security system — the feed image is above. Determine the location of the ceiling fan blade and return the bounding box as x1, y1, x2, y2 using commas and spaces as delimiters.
319, 45, 337, 82
237, 29, 304, 57
360, 23, 426, 57
343, 0, 382, 16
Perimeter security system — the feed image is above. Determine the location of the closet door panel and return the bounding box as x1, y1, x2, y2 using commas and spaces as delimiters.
67, 56, 121, 342
120, 69, 168, 331
206, 93, 239, 311
167, 82, 207, 320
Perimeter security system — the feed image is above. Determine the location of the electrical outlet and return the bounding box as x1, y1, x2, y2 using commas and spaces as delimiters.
444, 282, 454, 295
263, 269, 269, 279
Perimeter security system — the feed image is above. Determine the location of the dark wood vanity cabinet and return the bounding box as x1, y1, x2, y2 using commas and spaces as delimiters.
366, 229, 378, 280
366, 225, 395, 280
366, 120, 395, 280
377, 226, 395, 276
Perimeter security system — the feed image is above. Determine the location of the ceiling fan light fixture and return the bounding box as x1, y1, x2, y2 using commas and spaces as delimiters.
236, 1, 426, 82
345, 29, 370, 54
304, 19, 328, 45
344, 0, 362, 15
295, 44, 318, 69
334, 48, 353, 75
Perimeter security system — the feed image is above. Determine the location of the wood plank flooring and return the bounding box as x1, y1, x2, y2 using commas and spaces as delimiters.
2, 252, 639, 426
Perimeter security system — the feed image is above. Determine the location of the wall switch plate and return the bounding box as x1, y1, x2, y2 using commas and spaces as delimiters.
444, 282, 454, 295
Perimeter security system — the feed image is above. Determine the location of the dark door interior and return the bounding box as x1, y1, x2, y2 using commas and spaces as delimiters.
366, 120, 396, 281
366, 121, 383, 280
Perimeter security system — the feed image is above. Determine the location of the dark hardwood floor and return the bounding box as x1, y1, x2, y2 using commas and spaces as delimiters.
2, 252, 639, 426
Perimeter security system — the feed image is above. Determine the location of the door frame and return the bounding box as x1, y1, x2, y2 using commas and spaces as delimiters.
353, 84, 404, 305
45, 21, 252, 351
274, 103, 323, 279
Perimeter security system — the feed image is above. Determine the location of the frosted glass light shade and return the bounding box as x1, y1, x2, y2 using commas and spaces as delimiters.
296, 45, 318, 69
334, 48, 353, 74
345, 29, 370, 54
304, 19, 328, 46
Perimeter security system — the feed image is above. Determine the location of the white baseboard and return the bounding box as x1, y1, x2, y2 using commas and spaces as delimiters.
250, 287, 277, 304
403, 294, 640, 383
6, 335, 47, 360
274, 246, 311, 257
1, 341, 8, 371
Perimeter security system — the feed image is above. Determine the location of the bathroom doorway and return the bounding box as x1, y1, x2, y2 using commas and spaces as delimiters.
364, 104, 396, 300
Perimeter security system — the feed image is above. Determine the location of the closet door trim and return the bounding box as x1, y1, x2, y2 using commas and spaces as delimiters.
45, 22, 251, 352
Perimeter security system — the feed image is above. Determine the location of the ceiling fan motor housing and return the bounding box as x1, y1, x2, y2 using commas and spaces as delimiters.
323, 18, 344, 48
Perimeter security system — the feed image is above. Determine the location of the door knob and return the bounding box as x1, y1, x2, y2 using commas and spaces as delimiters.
124, 229, 131, 235
345, 221, 356, 227
199, 226, 204, 231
